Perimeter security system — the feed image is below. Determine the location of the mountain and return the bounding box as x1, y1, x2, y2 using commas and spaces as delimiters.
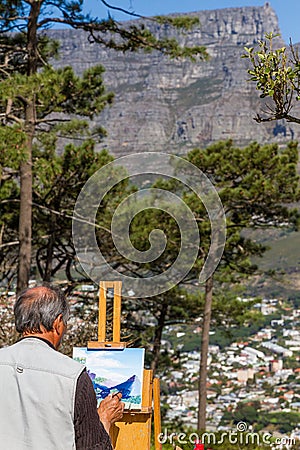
45, 6, 300, 298
48, 3, 300, 157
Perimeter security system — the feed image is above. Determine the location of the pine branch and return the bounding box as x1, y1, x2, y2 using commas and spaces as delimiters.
0, 240, 19, 249
32, 202, 111, 233
0, 15, 28, 22
100, 0, 142, 19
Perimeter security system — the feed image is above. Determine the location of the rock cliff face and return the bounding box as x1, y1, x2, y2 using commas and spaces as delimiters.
49, 4, 300, 156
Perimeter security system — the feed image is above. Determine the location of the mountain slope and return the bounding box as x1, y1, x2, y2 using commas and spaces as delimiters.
48, 4, 300, 156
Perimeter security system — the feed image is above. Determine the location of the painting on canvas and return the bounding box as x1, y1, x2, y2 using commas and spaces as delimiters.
73, 347, 145, 409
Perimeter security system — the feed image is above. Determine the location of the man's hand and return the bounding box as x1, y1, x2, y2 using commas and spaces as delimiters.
98, 393, 124, 434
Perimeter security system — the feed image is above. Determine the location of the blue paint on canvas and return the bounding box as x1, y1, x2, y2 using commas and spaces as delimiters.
73, 347, 145, 409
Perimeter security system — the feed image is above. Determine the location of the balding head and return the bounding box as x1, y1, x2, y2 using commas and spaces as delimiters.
14, 285, 69, 334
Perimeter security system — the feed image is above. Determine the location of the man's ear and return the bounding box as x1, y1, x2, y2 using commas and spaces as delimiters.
53, 314, 63, 335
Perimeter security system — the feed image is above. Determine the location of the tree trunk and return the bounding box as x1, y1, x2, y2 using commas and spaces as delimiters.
43, 215, 56, 282
150, 300, 168, 376
17, 140, 33, 293
16, 1, 41, 293
197, 275, 214, 431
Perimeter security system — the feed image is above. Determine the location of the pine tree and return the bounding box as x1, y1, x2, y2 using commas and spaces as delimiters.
0, 0, 208, 292
187, 139, 299, 429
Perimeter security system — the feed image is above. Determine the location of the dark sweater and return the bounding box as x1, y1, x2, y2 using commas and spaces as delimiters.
74, 371, 112, 450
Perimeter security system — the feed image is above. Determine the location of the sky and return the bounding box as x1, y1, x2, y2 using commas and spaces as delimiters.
73, 347, 144, 383
84, 1, 300, 44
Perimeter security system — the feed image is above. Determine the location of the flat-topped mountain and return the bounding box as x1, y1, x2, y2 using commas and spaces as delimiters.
49, 4, 300, 156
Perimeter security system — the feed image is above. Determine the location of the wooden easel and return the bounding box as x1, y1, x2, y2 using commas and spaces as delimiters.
87, 281, 162, 450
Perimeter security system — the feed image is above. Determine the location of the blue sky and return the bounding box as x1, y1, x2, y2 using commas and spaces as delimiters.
73, 347, 144, 383
84, 1, 300, 44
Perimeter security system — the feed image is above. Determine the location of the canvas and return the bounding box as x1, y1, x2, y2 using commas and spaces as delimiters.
73, 347, 145, 409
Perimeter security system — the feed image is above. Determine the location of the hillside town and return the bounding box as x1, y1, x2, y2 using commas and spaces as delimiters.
162, 297, 300, 442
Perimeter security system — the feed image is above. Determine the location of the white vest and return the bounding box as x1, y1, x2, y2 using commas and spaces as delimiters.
0, 337, 84, 450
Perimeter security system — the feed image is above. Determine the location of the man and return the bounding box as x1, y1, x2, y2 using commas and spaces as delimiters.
0, 285, 124, 449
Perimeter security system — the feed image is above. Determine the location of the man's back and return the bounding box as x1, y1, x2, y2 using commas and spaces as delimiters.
0, 337, 84, 450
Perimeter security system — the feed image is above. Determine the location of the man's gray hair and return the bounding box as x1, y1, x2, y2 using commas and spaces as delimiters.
14, 285, 70, 333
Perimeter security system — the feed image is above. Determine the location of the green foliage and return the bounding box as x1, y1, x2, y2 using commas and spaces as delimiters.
223, 401, 300, 435
234, 401, 261, 424
31, 141, 115, 282
258, 411, 300, 434
243, 32, 300, 123
119, 286, 204, 374
186, 140, 299, 285
188, 140, 300, 213
0, 65, 113, 123
79, 18, 208, 60
0, 123, 27, 283
0, 32, 59, 75
0, 124, 27, 172
155, 16, 200, 30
